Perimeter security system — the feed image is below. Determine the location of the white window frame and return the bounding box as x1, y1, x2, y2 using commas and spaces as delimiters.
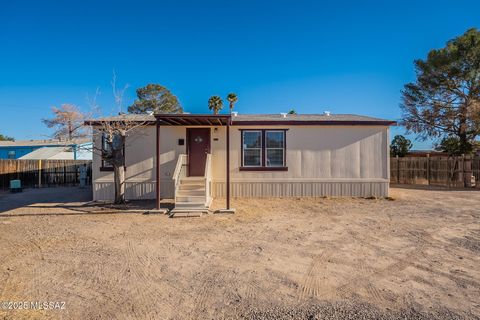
242, 130, 262, 167
265, 130, 285, 167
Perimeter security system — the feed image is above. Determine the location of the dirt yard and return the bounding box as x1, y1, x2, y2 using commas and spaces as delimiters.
0, 187, 479, 319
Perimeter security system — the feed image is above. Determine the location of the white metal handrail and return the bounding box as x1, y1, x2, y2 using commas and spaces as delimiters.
204, 153, 212, 207
173, 154, 187, 193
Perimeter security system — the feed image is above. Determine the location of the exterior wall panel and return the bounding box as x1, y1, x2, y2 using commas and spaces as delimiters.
92, 126, 183, 200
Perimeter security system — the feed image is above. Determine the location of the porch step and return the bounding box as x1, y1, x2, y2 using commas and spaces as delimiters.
180, 177, 204, 184
178, 184, 205, 191
174, 174, 209, 214
176, 189, 205, 196
174, 201, 208, 209
169, 209, 208, 218
175, 195, 206, 203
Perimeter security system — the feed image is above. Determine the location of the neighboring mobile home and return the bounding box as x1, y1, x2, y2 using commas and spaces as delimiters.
0, 138, 92, 160
86, 113, 395, 213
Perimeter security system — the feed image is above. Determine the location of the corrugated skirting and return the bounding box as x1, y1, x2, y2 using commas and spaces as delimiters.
93, 180, 389, 200
212, 181, 389, 198
93, 181, 173, 200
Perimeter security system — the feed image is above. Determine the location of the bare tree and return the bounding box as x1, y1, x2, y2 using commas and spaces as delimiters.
42, 104, 88, 141
86, 73, 147, 204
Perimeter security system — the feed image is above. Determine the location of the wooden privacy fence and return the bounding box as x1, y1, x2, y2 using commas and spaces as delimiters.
390, 155, 480, 188
0, 159, 92, 191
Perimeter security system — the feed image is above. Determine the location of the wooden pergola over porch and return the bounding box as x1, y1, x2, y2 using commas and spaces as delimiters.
155, 114, 232, 212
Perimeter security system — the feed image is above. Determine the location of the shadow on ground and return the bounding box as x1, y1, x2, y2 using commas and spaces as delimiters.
0, 186, 173, 216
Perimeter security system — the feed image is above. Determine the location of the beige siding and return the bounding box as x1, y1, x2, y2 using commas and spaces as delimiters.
92, 126, 185, 200
212, 125, 389, 181
92, 124, 390, 200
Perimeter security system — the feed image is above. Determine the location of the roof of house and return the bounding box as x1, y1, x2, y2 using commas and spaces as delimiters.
0, 137, 91, 147
88, 114, 156, 122
86, 113, 396, 126
18, 147, 74, 160
232, 113, 396, 125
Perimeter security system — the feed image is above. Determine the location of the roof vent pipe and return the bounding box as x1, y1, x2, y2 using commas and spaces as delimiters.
280, 112, 287, 118
324, 111, 331, 116
232, 111, 238, 117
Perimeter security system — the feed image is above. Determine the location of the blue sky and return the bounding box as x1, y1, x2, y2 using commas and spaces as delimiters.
0, 0, 479, 148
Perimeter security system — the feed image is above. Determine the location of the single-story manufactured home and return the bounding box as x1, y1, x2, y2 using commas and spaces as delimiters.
86, 112, 395, 213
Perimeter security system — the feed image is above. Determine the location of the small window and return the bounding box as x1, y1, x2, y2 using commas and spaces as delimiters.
240, 129, 287, 170
8, 150, 15, 159
101, 133, 113, 168
100, 132, 125, 171
243, 131, 262, 167
265, 131, 285, 167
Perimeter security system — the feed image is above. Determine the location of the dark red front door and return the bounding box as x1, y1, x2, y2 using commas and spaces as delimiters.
187, 128, 211, 176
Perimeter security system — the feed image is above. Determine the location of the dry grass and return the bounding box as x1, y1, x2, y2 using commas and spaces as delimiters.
0, 187, 479, 319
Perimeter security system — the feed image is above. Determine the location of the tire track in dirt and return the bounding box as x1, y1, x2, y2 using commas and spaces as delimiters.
244, 276, 264, 302
412, 262, 480, 289
298, 251, 330, 300
406, 229, 462, 259
0, 236, 44, 302
0, 237, 17, 301
356, 256, 386, 305
188, 268, 241, 319
46, 247, 119, 320
364, 282, 384, 304
335, 233, 428, 301
190, 269, 227, 319
119, 238, 178, 319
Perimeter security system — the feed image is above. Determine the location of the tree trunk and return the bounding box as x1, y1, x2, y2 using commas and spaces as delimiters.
459, 132, 470, 154
113, 164, 125, 204
458, 103, 470, 154
68, 120, 73, 141
112, 134, 126, 204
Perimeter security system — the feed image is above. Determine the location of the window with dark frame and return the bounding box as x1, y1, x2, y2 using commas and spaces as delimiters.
241, 129, 287, 170
242, 131, 262, 167
100, 133, 126, 171
101, 132, 113, 169
265, 131, 285, 167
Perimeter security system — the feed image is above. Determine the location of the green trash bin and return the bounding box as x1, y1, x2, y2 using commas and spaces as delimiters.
10, 180, 22, 193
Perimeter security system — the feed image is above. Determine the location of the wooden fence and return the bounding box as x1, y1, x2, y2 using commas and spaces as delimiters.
0, 159, 92, 191
390, 155, 480, 188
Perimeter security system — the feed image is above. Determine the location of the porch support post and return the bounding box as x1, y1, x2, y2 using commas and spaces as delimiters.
156, 120, 161, 210
226, 120, 230, 209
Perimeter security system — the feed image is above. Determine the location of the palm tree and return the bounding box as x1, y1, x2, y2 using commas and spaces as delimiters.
227, 93, 238, 113
208, 96, 224, 115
